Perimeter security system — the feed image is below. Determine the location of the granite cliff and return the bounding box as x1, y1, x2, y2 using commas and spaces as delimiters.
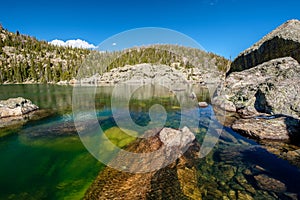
229, 19, 300, 74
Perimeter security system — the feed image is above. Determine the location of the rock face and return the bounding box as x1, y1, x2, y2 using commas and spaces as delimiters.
229, 19, 300, 74
217, 57, 300, 141
217, 57, 300, 119
0, 97, 38, 118
79, 63, 206, 85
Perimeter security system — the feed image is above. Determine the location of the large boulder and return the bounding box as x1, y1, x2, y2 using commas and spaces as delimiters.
229, 19, 300, 74
216, 57, 300, 119
159, 126, 195, 148
0, 97, 39, 118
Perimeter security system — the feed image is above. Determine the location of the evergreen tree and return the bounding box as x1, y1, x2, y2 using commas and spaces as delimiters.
46, 59, 52, 82
30, 59, 38, 81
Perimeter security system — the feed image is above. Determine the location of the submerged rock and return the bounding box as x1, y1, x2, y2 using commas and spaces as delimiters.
254, 174, 287, 193
237, 191, 254, 200
104, 127, 138, 148
231, 116, 300, 141
262, 141, 300, 168
177, 166, 202, 199
0, 97, 38, 118
283, 149, 300, 169
84, 127, 201, 199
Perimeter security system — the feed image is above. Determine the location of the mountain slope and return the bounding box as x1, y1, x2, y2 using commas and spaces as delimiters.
0, 25, 229, 84
0, 25, 91, 83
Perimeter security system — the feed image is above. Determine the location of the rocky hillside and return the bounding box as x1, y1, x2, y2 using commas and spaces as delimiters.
62, 44, 230, 86
0, 25, 229, 84
80, 63, 195, 85
229, 19, 300, 74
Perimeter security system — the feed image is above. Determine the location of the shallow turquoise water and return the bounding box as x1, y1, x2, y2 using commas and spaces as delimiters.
0, 84, 300, 199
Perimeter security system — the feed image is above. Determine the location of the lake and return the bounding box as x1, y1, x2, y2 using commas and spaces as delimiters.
0, 84, 299, 199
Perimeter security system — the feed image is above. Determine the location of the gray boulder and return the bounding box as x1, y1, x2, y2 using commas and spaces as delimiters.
217, 57, 300, 119
159, 126, 195, 148
0, 97, 39, 118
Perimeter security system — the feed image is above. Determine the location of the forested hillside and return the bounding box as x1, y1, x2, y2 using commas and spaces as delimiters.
0, 25, 90, 83
0, 25, 229, 84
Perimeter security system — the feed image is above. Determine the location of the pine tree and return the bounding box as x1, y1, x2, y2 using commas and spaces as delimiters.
46, 59, 52, 82
30, 58, 37, 81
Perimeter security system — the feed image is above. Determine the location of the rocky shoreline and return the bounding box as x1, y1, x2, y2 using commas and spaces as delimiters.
215, 56, 300, 142
213, 19, 300, 168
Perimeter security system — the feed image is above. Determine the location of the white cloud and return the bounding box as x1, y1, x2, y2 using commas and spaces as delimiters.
49, 39, 96, 49
112, 42, 117, 46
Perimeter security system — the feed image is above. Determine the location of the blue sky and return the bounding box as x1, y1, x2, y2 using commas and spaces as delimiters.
1, 0, 300, 59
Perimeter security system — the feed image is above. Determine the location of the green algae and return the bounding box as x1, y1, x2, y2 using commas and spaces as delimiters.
104, 126, 138, 148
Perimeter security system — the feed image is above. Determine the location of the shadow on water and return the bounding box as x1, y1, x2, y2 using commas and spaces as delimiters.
216, 141, 300, 198
243, 147, 300, 191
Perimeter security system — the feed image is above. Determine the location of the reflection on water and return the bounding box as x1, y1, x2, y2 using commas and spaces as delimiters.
0, 84, 299, 199
0, 84, 73, 113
